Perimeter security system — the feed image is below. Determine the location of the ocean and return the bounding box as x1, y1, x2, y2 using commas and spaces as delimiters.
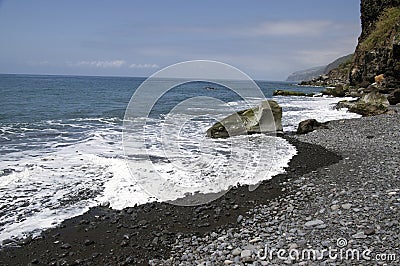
0, 74, 360, 243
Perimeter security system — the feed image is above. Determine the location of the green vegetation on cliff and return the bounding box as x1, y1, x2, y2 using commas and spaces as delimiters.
324, 54, 353, 73
360, 7, 400, 50
336, 54, 353, 71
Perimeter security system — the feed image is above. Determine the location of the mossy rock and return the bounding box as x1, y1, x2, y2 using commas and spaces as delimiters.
273, 90, 314, 97
338, 90, 390, 116
206, 100, 283, 138
321, 85, 346, 97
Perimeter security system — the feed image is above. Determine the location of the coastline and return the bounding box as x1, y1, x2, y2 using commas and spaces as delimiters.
0, 136, 341, 265
1, 112, 399, 265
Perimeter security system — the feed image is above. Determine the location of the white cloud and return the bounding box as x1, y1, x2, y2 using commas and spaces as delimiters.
129, 63, 159, 69
75, 60, 126, 68
128, 20, 340, 38
243, 20, 334, 37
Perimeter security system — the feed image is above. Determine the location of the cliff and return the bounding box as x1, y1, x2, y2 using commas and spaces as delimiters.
300, 0, 400, 92
350, 2, 400, 89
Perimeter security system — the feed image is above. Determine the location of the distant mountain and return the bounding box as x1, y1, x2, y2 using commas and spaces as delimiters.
324, 54, 353, 74
286, 54, 353, 82
286, 66, 325, 82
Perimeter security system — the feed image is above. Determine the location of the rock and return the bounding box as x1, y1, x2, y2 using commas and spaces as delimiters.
249, 237, 261, 243
335, 99, 358, 110
322, 85, 347, 97
304, 219, 324, 228
364, 228, 376, 235
79, 219, 90, 225
224, 260, 234, 265
321, 241, 330, 248
17, 237, 32, 246
138, 219, 147, 226
60, 243, 71, 249
237, 215, 244, 224
84, 239, 94, 246
347, 91, 362, 97
120, 240, 129, 247
273, 90, 313, 97
2, 239, 14, 245
240, 249, 252, 259
232, 248, 242, 256
387, 88, 400, 105
352, 232, 367, 239
206, 100, 283, 138
331, 205, 340, 211
124, 256, 135, 264
336, 90, 391, 116
341, 203, 352, 210
348, 90, 390, 116
296, 119, 329, 134
198, 222, 211, 228
297, 239, 307, 247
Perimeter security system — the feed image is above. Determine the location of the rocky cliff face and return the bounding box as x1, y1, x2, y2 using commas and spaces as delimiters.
301, 0, 400, 92
359, 0, 400, 41
350, 0, 400, 89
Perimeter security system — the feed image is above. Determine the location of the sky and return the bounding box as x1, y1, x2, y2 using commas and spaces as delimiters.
0, 0, 361, 80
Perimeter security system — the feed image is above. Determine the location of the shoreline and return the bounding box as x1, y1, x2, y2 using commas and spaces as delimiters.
1, 111, 399, 265
0, 136, 341, 265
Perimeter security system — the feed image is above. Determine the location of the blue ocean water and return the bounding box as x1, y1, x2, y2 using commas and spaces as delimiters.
0, 74, 360, 242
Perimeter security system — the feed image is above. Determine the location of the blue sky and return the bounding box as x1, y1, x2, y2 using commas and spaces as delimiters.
0, 0, 361, 80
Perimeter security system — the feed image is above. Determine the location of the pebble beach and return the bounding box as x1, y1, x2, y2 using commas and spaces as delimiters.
153, 112, 400, 265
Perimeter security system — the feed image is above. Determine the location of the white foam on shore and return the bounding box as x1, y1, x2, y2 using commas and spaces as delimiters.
275, 96, 362, 132
0, 121, 126, 243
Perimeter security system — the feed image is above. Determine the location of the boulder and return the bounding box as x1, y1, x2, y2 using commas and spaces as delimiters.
296, 119, 329, 134
206, 100, 282, 138
273, 90, 313, 97
335, 100, 357, 110
387, 88, 400, 105
346, 91, 362, 97
321, 85, 346, 97
336, 90, 391, 116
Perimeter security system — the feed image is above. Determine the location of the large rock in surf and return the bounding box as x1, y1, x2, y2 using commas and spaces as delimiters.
335, 90, 391, 116
206, 100, 283, 138
273, 90, 314, 97
296, 119, 329, 134
321, 85, 347, 97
